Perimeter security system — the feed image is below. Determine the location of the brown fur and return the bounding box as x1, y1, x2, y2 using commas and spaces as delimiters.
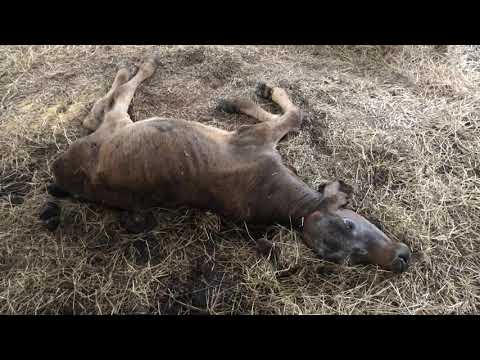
52, 56, 324, 226
47, 55, 411, 273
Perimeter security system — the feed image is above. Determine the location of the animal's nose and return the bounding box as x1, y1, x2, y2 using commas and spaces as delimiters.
390, 243, 411, 273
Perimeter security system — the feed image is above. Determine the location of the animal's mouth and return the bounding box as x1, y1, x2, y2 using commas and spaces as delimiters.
389, 242, 412, 273
391, 256, 409, 273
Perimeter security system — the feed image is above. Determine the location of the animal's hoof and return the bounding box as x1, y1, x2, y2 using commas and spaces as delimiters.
120, 211, 157, 234
146, 52, 162, 66
216, 99, 239, 114
117, 59, 129, 71
138, 54, 161, 79
44, 216, 60, 232
117, 59, 136, 74
256, 238, 280, 263
255, 82, 273, 100
144, 53, 162, 70
39, 201, 60, 221
39, 201, 61, 232
47, 183, 70, 198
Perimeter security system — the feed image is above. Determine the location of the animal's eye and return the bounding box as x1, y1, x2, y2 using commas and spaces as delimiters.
343, 219, 355, 231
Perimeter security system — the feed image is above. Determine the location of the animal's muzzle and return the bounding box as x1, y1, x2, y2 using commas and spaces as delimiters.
390, 243, 411, 273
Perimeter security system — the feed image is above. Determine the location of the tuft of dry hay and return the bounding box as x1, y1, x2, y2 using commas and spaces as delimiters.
0, 45, 479, 314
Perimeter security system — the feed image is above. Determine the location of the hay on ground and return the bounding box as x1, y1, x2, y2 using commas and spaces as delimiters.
0, 45, 478, 314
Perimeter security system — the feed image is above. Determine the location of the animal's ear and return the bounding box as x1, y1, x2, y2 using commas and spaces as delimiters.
318, 180, 353, 211
323, 181, 340, 197
318, 180, 353, 197
322, 191, 349, 212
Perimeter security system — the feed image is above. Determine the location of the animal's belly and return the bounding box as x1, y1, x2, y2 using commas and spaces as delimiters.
94, 118, 236, 211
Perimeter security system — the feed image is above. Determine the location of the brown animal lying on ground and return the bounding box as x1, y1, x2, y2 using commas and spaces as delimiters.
40, 55, 411, 273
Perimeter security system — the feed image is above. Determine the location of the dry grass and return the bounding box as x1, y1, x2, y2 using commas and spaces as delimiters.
0, 45, 479, 314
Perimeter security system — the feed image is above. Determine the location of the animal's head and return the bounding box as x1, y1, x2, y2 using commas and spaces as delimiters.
302, 181, 411, 273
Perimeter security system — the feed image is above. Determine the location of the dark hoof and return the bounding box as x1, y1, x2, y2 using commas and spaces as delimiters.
44, 216, 60, 232
39, 201, 60, 221
39, 201, 61, 232
216, 99, 239, 114
255, 82, 273, 100
120, 211, 157, 234
256, 238, 280, 264
144, 52, 162, 67
47, 183, 70, 198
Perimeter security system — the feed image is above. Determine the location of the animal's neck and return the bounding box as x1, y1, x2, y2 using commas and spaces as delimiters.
256, 167, 323, 227
283, 175, 324, 226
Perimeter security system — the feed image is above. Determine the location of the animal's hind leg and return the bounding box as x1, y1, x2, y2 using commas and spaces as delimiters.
108, 55, 160, 115
217, 82, 299, 123
91, 55, 161, 135
83, 55, 160, 132
256, 82, 298, 114
94, 55, 160, 136
217, 97, 279, 123
219, 83, 303, 145
83, 63, 135, 131
256, 83, 303, 144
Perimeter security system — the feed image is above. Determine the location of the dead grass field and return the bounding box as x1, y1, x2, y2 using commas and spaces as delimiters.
0, 45, 479, 314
